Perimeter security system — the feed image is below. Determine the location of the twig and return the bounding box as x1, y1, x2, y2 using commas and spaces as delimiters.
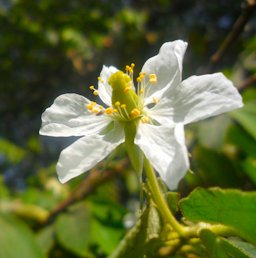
38, 159, 129, 228
238, 74, 256, 92
207, 1, 256, 72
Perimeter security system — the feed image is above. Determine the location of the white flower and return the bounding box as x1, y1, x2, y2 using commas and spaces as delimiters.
40, 40, 243, 189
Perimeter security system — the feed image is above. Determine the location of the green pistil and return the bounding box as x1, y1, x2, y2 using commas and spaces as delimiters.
108, 71, 139, 116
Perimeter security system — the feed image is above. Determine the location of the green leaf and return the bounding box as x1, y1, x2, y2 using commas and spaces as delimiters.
0, 138, 25, 163
230, 101, 256, 140
242, 158, 256, 185
0, 214, 46, 258
180, 188, 256, 244
36, 225, 55, 255
200, 229, 256, 258
193, 146, 240, 187
199, 229, 230, 258
221, 238, 256, 258
55, 204, 93, 257
109, 201, 162, 258
198, 115, 231, 150
226, 125, 256, 158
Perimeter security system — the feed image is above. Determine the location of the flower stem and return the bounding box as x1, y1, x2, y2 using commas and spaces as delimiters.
143, 157, 186, 237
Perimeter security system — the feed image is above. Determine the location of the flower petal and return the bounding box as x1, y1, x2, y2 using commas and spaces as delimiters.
147, 97, 175, 126
98, 66, 118, 106
135, 123, 189, 189
57, 123, 124, 183
171, 73, 243, 124
142, 40, 187, 105
40, 93, 111, 137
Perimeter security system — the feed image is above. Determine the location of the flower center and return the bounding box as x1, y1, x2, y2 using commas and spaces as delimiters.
108, 70, 142, 121
86, 64, 158, 124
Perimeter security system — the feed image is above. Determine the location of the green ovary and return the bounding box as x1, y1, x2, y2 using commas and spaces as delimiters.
108, 71, 140, 118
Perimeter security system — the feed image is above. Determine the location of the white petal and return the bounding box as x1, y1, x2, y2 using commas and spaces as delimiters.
171, 73, 243, 124
142, 40, 187, 105
40, 93, 111, 137
57, 123, 124, 183
147, 97, 175, 126
135, 123, 189, 189
98, 66, 118, 106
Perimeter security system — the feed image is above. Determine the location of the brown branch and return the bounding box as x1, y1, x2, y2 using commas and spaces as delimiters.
238, 74, 256, 92
207, 1, 256, 71
38, 159, 129, 228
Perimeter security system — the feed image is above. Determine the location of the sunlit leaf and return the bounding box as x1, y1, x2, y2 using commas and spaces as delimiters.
181, 188, 256, 244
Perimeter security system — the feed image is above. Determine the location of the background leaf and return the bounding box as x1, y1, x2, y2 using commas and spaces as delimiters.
230, 101, 256, 140
0, 214, 46, 258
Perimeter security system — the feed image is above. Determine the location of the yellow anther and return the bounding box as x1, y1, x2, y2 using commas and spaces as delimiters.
125, 65, 130, 71
124, 86, 131, 93
131, 108, 141, 118
93, 90, 99, 96
141, 116, 150, 123
137, 76, 142, 83
115, 101, 121, 106
131, 63, 135, 68
149, 73, 157, 84
98, 77, 104, 83
89, 85, 95, 90
92, 108, 99, 113
87, 101, 97, 111
87, 104, 93, 111
121, 104, 127, 109
139, 89, 144, 94
113, 109, 118, 113
105, 107, 114, 115
98, 105, 103, 109
153, 97, 159, 104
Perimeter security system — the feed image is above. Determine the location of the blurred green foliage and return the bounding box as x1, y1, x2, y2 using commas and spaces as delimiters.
0, 0, 255, 257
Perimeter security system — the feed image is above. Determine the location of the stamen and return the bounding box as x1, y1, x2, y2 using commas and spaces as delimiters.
115, 101, 121, 107
136, 77, 142, 83
92, 108, 99, 113
89, 85, 95, 90
87, 101, 96, 111
124, 86, 131, 93
98, 77, 104, 83
149, 73, 157, 84
87, 104, 93, 111
141, 116, 150, 123
130, 108, 141, 118
93, 90, 99, 96
153, 97, 159, 104
120, 104, 130, 118
105, 107, 114, 115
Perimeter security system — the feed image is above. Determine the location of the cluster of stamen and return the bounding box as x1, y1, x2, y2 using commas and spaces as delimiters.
89, 85, 99, 96
86, 63, 159, 124
125, 63, 135, 75
87, 101, 103, 114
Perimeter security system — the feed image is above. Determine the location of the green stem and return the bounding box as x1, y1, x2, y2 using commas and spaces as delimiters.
143, 157, 187, 237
